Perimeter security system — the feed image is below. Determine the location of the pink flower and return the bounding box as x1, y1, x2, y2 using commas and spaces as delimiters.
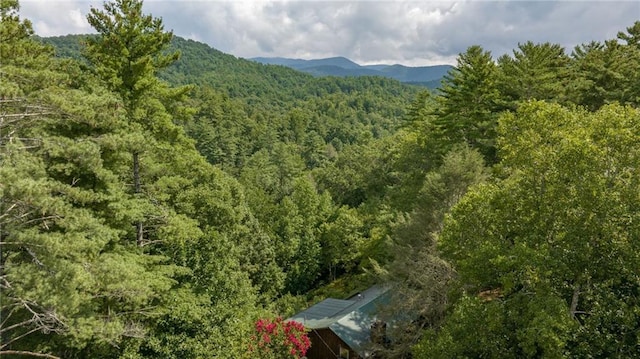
250, 317, 311, 358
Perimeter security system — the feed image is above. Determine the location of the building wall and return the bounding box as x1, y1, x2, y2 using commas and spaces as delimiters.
306, 328, 360, 359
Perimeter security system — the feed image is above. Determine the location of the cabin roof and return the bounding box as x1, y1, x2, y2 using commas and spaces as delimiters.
288, 285, 389, 356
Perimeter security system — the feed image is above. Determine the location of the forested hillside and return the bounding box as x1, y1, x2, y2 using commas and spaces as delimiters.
250, 56, 452, 88
2, 0, 640, 358
43, 34, 421, 171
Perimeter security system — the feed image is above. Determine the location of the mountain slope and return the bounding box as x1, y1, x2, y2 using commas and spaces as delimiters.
379, 64, 451, 83
42, 35, 422, 113
299, 65, 382, 77
252, 56, 362, 70
251, 56, 452, 88
42, 34, 423, 167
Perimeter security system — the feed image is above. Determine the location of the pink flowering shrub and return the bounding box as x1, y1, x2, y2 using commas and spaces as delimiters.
249, 317, 311, 358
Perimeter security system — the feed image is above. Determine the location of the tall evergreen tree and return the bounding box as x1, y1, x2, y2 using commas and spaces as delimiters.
568, 23, 640, 111
497, 41, 570, 108
617, 21, 640, 48
1, 2, 179, 356
2, 1, 281, 357
81, 2, 283, 357
616, 21, 640, 107
568, 40, 621, 111
376, 145, 488, 358
84, 0, 187, 246
435, 46, 501, 164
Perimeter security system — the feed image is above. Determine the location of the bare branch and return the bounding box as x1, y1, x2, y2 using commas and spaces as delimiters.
0, 112, 54, 119
139, 239, 164, 247
0, 242, 46, 247
0, 318, 37, 334
0, 326, 42, 349
23, 215, 62, 226
0, 350, 61, 359
25, 247, 45, 268
0, 98, 26, 103
0, 203, 19, 219
0, 302, 20, 327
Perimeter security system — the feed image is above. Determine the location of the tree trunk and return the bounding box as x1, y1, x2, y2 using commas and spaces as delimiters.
133, 151, 143, 246
570, 283, 580, 319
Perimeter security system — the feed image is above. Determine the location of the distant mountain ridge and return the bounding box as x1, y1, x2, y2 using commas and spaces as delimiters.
251, 56, 452, 88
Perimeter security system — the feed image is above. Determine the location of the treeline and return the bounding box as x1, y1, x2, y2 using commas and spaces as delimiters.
43, 34, 420, 173
41, 29, 424, 299
372, 22, 640, 358
2, 0, 639, 357
2, 0, 419, 357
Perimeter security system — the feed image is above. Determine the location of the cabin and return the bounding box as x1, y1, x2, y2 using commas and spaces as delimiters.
288, 285, 389, 359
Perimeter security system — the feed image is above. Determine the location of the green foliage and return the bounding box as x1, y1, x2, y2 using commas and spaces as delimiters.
1, 5, 161, 356
240, 150, 332, 293
423, 102, 640, 358
497, 41, 570, 107
568, 23, 640, 110
84, 0, 179, 107
415, 293, 575, 359
1, 1, 273, 358
320, 206, 365, 280
375, 145, 488, 358
8, 3, 640, 357
435, 45, 501, 164
314, 137, 398, 208
617, 21, 640, 48
42, 31, 424, 297
44, 33, 420, 169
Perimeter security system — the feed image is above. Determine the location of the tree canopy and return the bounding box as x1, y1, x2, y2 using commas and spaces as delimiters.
3, 1, 640, 357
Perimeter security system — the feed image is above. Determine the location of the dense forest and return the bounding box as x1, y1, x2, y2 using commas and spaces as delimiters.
1, 0, 639, 357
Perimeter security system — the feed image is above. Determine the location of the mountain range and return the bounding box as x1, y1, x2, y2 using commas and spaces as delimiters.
40, 32, 450, 89
251, 56, 452, 88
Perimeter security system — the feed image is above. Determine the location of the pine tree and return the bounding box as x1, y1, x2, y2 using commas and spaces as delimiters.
617, 21, 640, 48
84, 0, 186, 246
1, 2, 178, 356
616, 21, 640, 107
435, 46, 501, 164
568, 24, 640, 111
81, 2, 283, 356
497, 41, 570, 108
376, 145, 488, 358
568, 40, 626, 110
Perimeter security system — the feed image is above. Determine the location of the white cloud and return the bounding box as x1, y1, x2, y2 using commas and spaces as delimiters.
69, 8, 88, 29
21, 0, 96, 36
18, 0, 640, 65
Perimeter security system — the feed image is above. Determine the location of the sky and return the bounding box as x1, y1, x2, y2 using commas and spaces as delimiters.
19, 0, 640, 66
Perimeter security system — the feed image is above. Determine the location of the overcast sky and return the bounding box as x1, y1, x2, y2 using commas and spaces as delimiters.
20, 0, 640, 66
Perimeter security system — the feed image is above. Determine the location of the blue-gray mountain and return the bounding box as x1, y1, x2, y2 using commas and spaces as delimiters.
251, 56, 452, 88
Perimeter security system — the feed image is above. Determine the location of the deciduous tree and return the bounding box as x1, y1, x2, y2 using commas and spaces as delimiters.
420, 102, 640, 358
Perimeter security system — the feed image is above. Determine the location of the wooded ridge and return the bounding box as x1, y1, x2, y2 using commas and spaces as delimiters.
250, 56, 452, 88
1, 0, 639, 357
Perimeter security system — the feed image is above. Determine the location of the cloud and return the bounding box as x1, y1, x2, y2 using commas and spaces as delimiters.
18, 0, 640, 66
21, 0, 97, 37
